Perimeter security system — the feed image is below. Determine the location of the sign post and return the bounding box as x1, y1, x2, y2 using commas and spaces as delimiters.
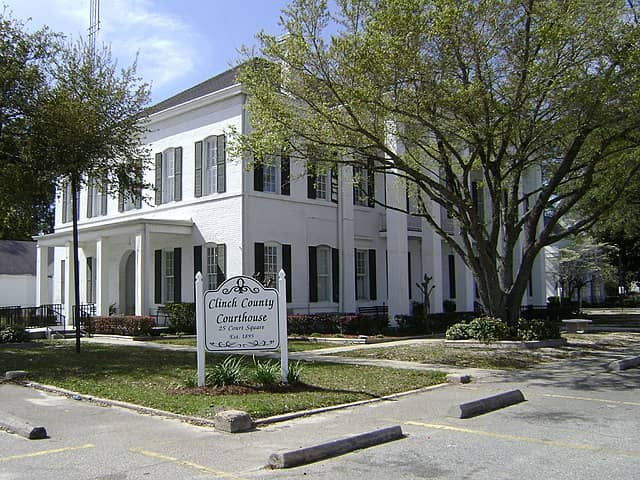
195, 272, 288, 386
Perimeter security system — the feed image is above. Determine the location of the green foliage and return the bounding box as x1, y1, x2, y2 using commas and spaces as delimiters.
467, 317, 510, 343
90, 316, 154, 336
252, 358, 280, 386
287, 360, 304, 384
516, 318, 561, 341
445, 322, 471, 340
206, 356, 245, 387
0, 325, 26, 343
163, 303, 196, 334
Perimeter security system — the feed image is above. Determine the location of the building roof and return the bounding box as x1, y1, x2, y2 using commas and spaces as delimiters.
0, 240, 36, 275
147, 66, 240, 115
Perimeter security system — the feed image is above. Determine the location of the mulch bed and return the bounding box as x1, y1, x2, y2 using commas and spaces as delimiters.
170, 382, 320, 396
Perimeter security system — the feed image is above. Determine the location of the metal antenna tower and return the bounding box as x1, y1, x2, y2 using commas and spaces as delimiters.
89, 0, 100, 53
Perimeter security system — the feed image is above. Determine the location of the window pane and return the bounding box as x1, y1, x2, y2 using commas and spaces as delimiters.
317, 172, 327, 199
317, 248, 330, 301
356, 249, 368, 299
264, 245, 278, 287
205, 138, 217, 195
163, 149, 175, 202
206, 246, 218, 290
165, 251, 175, 303
264, 165, 277, 193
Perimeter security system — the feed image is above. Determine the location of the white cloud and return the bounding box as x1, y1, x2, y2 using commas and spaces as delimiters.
3, 0, 201, 100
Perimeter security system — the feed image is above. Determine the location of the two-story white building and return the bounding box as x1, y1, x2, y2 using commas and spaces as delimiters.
33, 67, 549, 327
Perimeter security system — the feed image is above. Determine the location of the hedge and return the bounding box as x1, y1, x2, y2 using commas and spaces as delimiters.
88, 316, 155, 336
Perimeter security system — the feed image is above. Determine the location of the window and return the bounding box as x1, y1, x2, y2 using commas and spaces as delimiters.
206, 244, 226, 291
155, 147, 182, 205
263, 245, 278, 287
61, 182, 73, 223
316, 247, 331, 301
87, 178, 107, 218
353, 164, 375, 207
164, 250, 175, 303
195, 136, 226, 198
254, 151, 290, 195
355, 249, 369, 300
154, 248, 181, 304
86, 257, 96, 304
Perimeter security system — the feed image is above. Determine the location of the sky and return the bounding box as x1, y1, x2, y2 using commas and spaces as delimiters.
3, 0, 291, 103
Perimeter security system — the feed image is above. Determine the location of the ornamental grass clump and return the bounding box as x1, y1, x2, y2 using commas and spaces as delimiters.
206, 356, 245, 387
252, 358, 280, 386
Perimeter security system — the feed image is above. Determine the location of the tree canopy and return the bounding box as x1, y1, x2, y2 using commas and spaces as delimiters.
237, 0, 640, 323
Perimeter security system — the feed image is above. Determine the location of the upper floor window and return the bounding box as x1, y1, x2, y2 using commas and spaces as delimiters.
195, 135, 226, 197
254, 151, 290, 196
353, 164, 375, 207
87, 178, 107, 218
155, 147, 182, 205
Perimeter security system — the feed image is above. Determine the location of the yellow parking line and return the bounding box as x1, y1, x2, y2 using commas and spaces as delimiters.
405, 422, 640, 458
543, 393, 640, 407
0, 444, 94, 463
130, 447, 250, 480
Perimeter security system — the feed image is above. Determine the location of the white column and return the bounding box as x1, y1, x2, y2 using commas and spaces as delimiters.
134, 229, 146, 316
422, 215, 443, 313
386, 175, 410, 322
64, 242, 75, 328
95, 237, 108, 316
340, 166, 356, 313
35, 244, 49, 306
464, 265, 476, 312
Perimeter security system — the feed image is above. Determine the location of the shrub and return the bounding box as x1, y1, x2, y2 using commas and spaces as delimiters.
163, 303, 196, 334
91, 316, 154, 336
445, 322, 471, 340
467, 316, 509, 343
622, 296, 639, 308
443, 299, 456, 313
0, 325, 26, 343
206, 356, 244, 387
252, 358, 280, 386
287, 313, 388, 336
287, 360, 304, 384
516, 318, 561, 341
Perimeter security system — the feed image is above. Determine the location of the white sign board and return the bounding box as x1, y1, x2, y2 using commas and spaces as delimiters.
203, 276, 280, 352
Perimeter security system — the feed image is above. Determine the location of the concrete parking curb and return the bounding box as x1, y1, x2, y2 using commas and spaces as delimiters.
608, 356, 640, 372
452, 389, 526, 418
268, 425, 404, 468
0, 412, 47, 440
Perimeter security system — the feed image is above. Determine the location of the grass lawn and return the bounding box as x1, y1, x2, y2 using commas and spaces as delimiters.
0, 342, 446, 419
334, 342, 569, 369
152, 338, 335, 352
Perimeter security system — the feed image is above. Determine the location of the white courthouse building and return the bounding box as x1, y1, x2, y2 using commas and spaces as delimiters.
34, 67, 549, 327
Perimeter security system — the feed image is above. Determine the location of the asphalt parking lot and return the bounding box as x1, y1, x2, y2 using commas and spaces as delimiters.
1, 341, 639, 480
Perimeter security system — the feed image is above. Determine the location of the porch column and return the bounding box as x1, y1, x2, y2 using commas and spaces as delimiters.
340, 165, 356, 312
422, 214, 443, 314
385, 174, 410, 322
64, 242, 75, 328
134, 227, 148, 316
35, 244, 49, 306
95, 237, 108, 316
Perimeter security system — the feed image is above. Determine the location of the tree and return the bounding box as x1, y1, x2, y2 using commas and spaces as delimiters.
0, 11, 59, 238
557, 234, 617, 308
236, 0, 640, 325
30, 39, 151, 351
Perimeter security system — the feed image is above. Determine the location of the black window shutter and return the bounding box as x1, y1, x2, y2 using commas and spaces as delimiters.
87, 184, 93, 218
154, 250, 162, 304
308, 246, 318, 302
174, 147, 183, 202
216, 243, 226, 286
254, 242, 265, 277
307, 162, 317, 199
194, 141, 203, 198
155, 153, 163, 205
254, 164, 264, 192
281, 152, 290, 196
101, 182, 108, 216
283, 244, 292, 302
330, 168, 339, 204
174, 247, 182, 302
217, 135, 226, 193
367, 160, 375, 208
408, 252, 412, 299
332, 248, 339, 303
193, 245, 202, 278
368, 249, 377, 300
